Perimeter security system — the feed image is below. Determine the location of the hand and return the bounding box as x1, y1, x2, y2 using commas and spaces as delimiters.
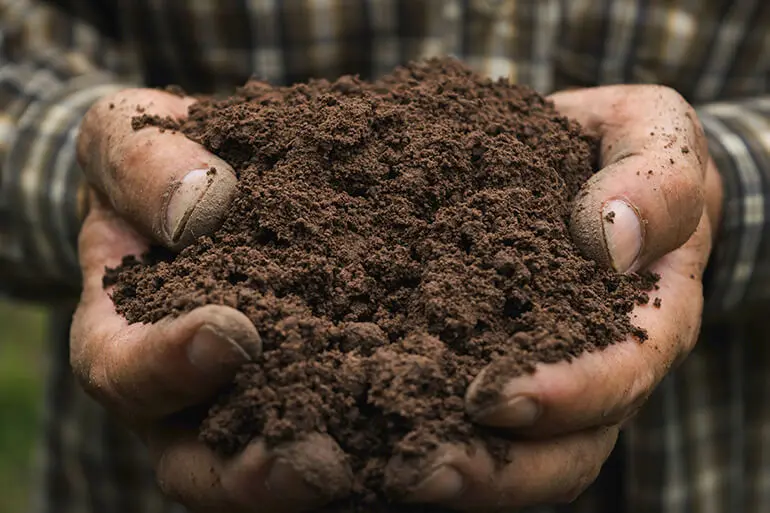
383, 85, 722, 509
71, 89, 352, 512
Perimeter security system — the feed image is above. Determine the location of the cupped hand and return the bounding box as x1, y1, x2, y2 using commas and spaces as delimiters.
383, 85, 722, 509
71, 89, 352, 513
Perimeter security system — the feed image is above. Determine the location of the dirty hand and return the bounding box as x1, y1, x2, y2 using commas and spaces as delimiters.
71, 89, 351, 513
390, 85, 722, 509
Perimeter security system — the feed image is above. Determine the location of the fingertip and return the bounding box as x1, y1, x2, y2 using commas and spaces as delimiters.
570, 154, 704, 273
601, 199, 644, 273
155, 305, 262, 397
80, 88, 237, 253
466, 338, 665, 437
186, 325, 253, 382
470, 395, 541, 429
162, 162, 238, 250
180, 305, 262, 359
152, 432, 269, 512
155, 434, 351, 513
268, 434, 353, 505
154, 432, 225, 507
569, 178, 615, 271
465, 361, 543, 429
555, 85, 706, 272
102, 305, 259, 417
465, 355, 603, 435
384, 443, 476, 505
399, 466, 465, 504
570, 168, 646, 274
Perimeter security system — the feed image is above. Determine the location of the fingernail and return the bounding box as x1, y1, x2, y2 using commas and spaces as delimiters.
166, 168, 212, 242
404, 466, 464, 503
474, 396, 541, 428
266, 459, 321, 504
187, 325, 250, 378
602, 199, 643, 273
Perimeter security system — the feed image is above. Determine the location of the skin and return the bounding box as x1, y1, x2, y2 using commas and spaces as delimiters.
72, 85, 722, 512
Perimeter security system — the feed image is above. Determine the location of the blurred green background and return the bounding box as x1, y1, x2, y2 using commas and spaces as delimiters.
0, 300, 48, 513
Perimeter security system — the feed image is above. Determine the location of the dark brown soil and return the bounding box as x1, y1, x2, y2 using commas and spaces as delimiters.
107, 58, 654, 511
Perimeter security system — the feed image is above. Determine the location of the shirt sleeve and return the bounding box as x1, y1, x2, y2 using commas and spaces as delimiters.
0, 2, 131, 301
696, 97, 770, 320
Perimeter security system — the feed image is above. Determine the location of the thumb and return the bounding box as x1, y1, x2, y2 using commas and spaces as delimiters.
550, 86, 707, 272
77, 88, 237, 250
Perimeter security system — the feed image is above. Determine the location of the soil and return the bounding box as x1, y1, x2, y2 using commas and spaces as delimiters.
106, 58, 655, 511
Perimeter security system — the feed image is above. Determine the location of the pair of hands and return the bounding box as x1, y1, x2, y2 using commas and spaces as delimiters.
71, 85, 722, 512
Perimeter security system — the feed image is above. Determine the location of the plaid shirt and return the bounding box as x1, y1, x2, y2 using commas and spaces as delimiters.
1, 0, 769, 512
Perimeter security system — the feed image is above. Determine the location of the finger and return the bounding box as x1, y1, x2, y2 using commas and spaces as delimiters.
77, 88, 237, 250
149, 430, 352, 513
385, 427, 618, 510
465, 209, 712, 435
71, 195, 261, 419
74, 191, 149, 335
550, 85, 707, 272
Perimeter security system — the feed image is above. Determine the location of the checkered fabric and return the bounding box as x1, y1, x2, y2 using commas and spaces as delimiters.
1, 1, 769, 512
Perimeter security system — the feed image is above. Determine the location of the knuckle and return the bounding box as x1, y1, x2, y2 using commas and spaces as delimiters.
666, 171, 704, 214
641, 84, 688, 109
70, 324, 136, 414
661, 171, 704, 243
623, 84, 682, 112
69, 318, 103, 392
76, 355, 113, 406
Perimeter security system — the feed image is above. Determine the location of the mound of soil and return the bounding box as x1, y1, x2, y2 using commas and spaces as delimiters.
107, 58, 653, 512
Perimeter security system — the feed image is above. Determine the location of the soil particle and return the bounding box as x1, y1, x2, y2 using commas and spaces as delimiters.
604, 211, 616, 223
107, 58, 655, 512
165, 84, 188, 97
131, 114, 180, 132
